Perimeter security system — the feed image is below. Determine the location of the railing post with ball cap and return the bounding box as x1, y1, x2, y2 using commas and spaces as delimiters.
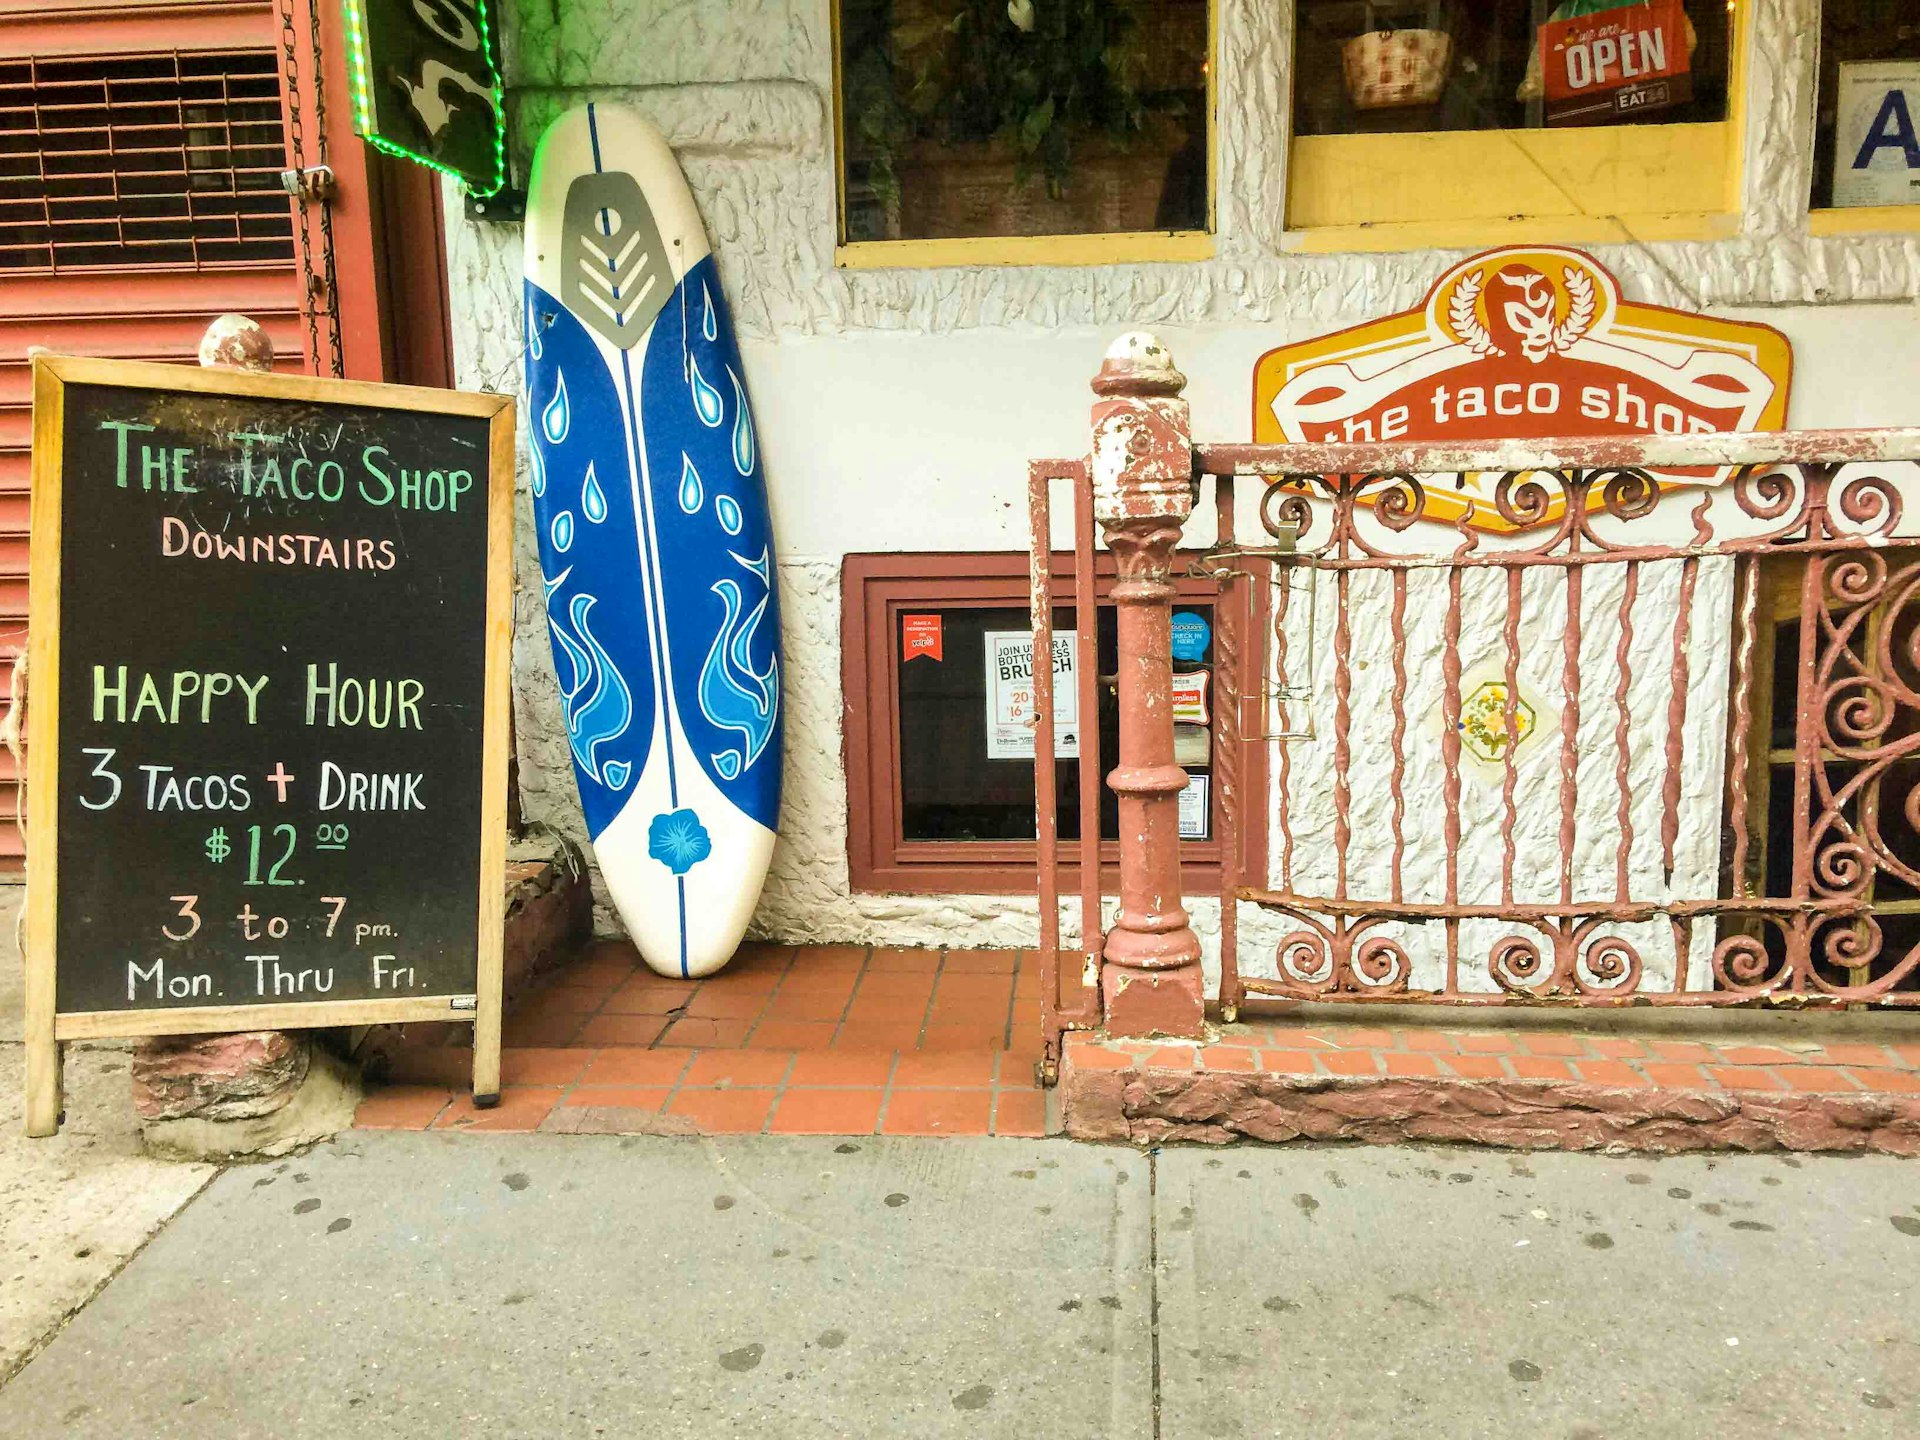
1090, 333, 1206, 1039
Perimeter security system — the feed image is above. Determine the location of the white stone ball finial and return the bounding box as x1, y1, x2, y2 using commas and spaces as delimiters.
1094, 330, 1185, 397
198, 313, 275, 374
1104, 330, 1175, 368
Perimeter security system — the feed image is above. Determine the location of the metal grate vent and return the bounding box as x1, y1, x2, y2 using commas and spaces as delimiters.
0, 49, 295, 272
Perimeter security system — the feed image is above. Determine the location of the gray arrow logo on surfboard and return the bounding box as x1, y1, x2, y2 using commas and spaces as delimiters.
564, 171, 673, 350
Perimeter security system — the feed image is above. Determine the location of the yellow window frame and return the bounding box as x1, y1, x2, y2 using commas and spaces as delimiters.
1809, 206, 1920, 237
829, 0, 1217, 270
1286, 0, 1754, 254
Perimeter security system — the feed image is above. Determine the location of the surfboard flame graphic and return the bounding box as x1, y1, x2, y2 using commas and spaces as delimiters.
728, 366, 756, 476
582, 462, 608, 523
548, 591, 635, 790
541, 370, 570, 443
698, 557, 779, 782
678, 454, 704, 514
689, 352, 724, 427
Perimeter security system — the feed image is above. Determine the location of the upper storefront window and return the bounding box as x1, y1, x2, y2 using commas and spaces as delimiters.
833, 0, 1212, 263
1294, 0, 1731, 137
1812, 0, 1920, 217
1286, 1, 1747, 251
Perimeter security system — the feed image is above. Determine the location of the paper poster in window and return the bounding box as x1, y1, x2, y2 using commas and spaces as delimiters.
1179, 774, 1210, 840
984, 630, 1079, 760
1834, 62, 1920, 209
1172, 670, 1210, 726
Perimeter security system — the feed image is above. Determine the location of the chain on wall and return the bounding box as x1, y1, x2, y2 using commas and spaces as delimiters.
277, 0, 344, 378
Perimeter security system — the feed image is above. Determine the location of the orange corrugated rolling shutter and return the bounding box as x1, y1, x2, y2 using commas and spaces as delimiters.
1, 1, 323, 872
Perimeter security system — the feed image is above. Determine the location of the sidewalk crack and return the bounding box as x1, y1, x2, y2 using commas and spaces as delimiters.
0, 1161, 223, 1390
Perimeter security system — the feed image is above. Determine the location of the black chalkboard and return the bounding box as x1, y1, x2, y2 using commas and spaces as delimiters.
24, 357, 513, 1133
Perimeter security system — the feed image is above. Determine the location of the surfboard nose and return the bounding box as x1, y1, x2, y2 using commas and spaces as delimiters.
624, 905, 758, 981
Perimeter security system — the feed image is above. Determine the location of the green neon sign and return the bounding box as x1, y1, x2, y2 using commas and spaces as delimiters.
341, 0, 509, 196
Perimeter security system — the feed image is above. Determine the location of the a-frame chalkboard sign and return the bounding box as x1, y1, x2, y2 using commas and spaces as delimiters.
24, 356, 514, 1137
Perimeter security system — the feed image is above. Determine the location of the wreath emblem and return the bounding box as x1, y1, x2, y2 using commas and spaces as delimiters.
1447, 264, 1598, 364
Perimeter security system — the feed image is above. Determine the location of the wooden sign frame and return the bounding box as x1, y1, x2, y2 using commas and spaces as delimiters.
24, 356, 516, 1137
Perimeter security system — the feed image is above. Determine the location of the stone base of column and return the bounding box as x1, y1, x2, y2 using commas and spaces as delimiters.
1101, 962, 1206, 1040
133, 1032, 361, 1162
133, 1030, 308, 1122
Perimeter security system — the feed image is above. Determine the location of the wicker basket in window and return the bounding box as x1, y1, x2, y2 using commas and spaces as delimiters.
1342, 27, 1453, 110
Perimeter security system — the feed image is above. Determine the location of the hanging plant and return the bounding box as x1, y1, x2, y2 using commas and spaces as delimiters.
885, 0, 1153, 195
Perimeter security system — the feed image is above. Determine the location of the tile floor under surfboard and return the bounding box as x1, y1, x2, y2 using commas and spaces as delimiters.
353, 942, 1065, 1138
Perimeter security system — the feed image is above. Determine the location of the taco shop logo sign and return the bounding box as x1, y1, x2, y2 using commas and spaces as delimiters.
1253, 246, 1792, 530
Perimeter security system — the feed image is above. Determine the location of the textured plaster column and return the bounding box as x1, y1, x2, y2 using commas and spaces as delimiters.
1091, 333, 1205, 1039
129, 315, 316, 1140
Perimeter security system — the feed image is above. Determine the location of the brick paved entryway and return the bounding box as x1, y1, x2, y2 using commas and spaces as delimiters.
354, 942, 1057, 1137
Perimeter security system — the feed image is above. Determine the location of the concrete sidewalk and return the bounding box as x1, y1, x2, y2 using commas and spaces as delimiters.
2, 1132, 1916, 1438
0, 887, 217, 1383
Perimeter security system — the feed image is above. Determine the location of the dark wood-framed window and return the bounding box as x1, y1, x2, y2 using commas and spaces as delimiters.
843, 551, 1267, 895
1810, 0, 1920, 221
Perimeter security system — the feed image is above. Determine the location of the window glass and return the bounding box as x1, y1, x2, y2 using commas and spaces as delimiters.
837, 0, 1210, 243
1811, 0, 1920, 209
894, 603, 1215, 844
1292, 0, 1731, 137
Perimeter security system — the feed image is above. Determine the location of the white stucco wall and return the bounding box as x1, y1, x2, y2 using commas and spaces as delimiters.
446, 0, 1920, 971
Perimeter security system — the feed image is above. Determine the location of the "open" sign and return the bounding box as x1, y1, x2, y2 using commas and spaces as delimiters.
1542, 0, 1693, 127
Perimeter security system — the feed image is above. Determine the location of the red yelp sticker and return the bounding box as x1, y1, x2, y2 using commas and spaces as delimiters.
902, 614, 943, 663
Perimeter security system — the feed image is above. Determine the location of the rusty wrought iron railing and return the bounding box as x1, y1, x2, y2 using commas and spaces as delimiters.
1200, 428, 1920, 1013
1029, 459, 1104, 1074
1030, 355, 1920, 1068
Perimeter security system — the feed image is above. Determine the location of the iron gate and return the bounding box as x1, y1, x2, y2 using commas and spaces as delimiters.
1033, 426, 1920, 1066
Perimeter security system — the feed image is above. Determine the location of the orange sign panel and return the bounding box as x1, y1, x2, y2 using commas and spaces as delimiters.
1253, 245, 1793, 530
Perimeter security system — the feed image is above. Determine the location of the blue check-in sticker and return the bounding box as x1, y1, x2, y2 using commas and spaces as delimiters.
1170, 611, 1211, 663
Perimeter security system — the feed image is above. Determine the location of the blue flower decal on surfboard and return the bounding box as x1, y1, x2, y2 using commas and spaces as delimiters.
648, 808, 712, 874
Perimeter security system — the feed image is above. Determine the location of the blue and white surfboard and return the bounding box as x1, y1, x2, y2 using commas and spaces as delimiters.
523, 103, 781, 979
